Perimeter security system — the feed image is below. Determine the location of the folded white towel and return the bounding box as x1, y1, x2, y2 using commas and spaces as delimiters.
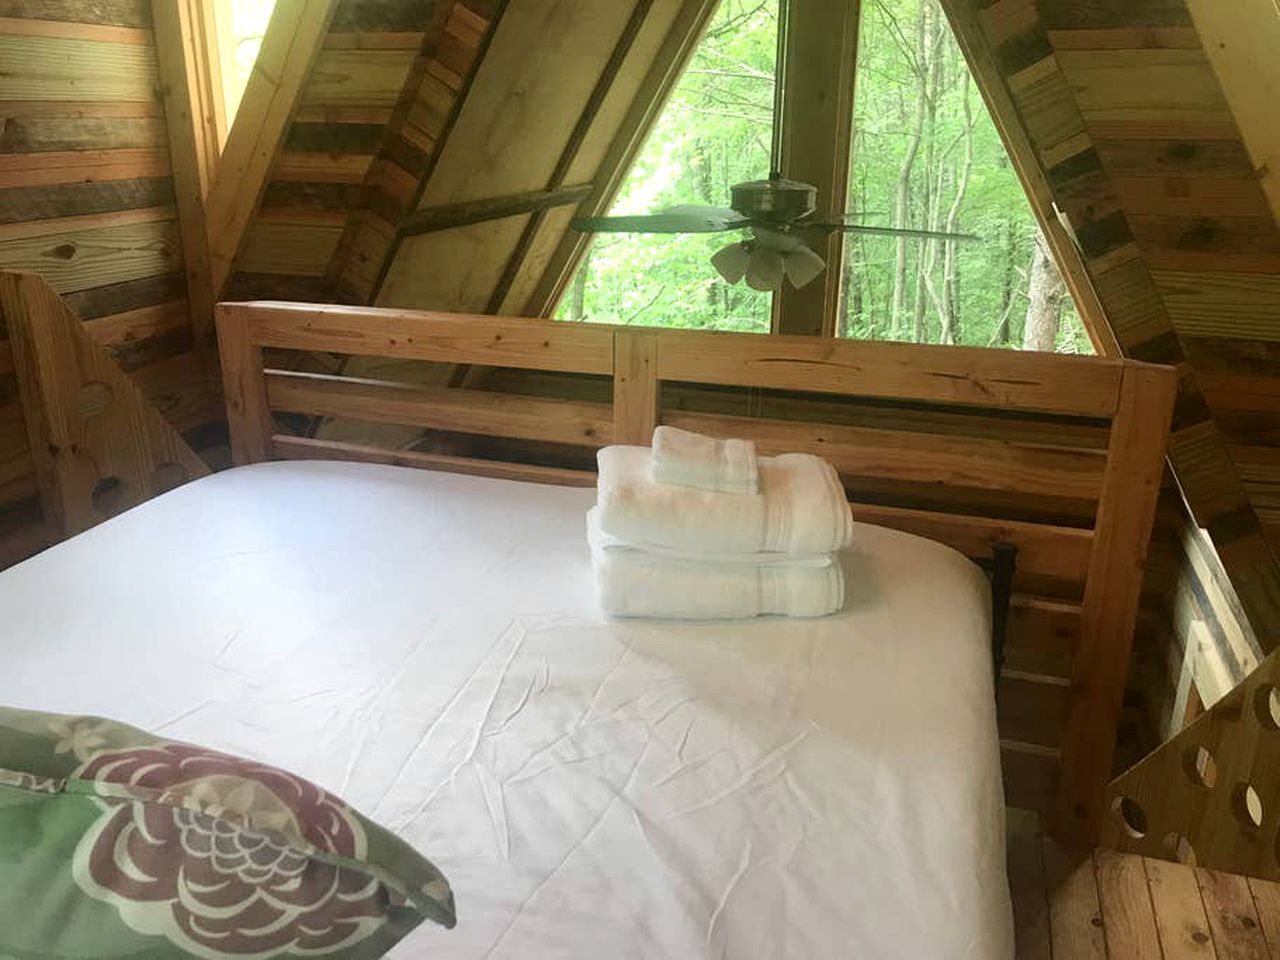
596, 445, 853, 556
588, 511, 845, 620
651, 425, 759, 494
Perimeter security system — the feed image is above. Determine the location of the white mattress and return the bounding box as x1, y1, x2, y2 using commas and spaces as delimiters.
0, 461, 1013, 958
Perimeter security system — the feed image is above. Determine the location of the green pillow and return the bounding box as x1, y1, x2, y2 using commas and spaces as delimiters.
0, 705, 454, 958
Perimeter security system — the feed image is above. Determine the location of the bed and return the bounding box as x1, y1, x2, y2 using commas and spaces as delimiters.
0, 458, 1011, 958
0, 274, 1183, 954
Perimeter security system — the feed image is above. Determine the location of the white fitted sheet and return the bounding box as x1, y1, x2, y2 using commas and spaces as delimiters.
0, 461, 1012, 958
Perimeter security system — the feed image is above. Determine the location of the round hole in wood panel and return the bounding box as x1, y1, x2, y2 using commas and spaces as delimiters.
77, 382, 114, 418
1255, 684, 1280, 731
1183, 744, 1218, 789
1233, 783, 1264, 830
90, 476, 127, 515
1161, 832, 1198, 866
1111, 795, 1148, 839
150, 462, 187, 495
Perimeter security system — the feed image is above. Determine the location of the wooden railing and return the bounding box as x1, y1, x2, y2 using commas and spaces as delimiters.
216, 299, 1178, 845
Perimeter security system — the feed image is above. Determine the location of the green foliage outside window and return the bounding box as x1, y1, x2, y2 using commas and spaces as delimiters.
557, 0, 1093, 355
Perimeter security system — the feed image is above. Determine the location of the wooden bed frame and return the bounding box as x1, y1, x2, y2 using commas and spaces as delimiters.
214, 299, 1178, 846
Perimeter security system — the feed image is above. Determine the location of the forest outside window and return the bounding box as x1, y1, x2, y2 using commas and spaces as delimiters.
839, 0, 1090, 352
559, 0, 1093, 355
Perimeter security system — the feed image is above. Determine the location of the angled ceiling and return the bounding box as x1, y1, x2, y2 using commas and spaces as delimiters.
947, 0, 1280, 644
214, 0, 1280, 643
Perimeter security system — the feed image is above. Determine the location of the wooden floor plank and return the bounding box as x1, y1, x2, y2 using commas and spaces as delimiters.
1247, 877, 1280, 956
1145, 858, 1218, 959
1046, 840, 1109, 959
1197, 869, 1270, 960
1008, 808, 1052, 960
1096, 849, 1165, 959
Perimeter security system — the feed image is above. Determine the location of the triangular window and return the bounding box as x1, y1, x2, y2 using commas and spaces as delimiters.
559, 0, 1092, 354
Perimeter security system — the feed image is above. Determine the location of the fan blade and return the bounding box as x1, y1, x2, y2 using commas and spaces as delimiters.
573, 207, 748, 234
805, 222, 981, 242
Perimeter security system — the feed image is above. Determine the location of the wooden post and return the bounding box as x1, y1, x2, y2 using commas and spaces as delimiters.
772, 0, 860, 337
215, 304, 273, 465
1055, 362, 1178, 844
152, 0, 219, 349
612, 330, 658, 445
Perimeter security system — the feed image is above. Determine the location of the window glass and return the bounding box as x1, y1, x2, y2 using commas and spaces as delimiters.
557, 0, 778, 332
840, 0, 1091, 353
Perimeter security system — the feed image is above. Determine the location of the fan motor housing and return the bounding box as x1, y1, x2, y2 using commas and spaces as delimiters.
730, 178, 818, 224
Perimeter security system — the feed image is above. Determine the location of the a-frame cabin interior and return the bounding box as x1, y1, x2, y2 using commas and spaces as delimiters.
0, 1, 1278, 957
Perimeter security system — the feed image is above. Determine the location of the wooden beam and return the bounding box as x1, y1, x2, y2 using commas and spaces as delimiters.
772, 0, 860, 337
1185, 0, 1280, 227
151, 0, 217, 349
401, 183, 595, 237
1056, 363, 1178, 844
205, 0, 336, 298
521, 0, 721, 317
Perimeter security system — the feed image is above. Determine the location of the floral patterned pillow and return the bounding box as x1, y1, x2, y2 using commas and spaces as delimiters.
0, 705, 454, 958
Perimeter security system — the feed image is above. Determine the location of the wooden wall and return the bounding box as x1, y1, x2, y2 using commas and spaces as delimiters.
952, 0, 1280, 658
0, 1, 223, 565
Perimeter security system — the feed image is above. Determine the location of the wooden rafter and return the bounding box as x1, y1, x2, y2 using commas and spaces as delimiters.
772, 0, 861, 337
152, 0, 219, 349
401, 183, 596, 237
206, 0, 337, 298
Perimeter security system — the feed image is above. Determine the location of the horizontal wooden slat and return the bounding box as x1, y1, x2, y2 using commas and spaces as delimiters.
272, 435, 597, 487
301, 49, 416, 105
1006, 596, 1081, 679
0, 218, 181, 293
222, 302, 615, 375
0, 15, 151, 43
1003, 740, 1062, 813
266, 370, 614, 447
663, 410, 1107, 502
1000, 673, 1071, 748
852, 502, 1094, 592
655, 331, 1126, 417
0, 148, 170, 188
0, 34, 157, 102
0, 204, 174, 241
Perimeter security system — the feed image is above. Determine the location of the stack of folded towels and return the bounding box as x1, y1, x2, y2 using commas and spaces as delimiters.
587, 425, 854, 620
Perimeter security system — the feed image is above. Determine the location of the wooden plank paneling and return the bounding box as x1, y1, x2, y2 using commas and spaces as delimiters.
0, 34, 157, 101
1096, 848, 1164, 959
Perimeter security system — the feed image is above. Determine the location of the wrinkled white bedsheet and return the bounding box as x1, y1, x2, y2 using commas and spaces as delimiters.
0, 461, 1012, 958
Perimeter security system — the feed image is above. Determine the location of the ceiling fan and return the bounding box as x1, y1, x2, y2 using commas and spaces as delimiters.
571, 0, 979, 292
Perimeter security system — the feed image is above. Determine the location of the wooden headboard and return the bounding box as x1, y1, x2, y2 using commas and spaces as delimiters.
216, 299, 1178, 846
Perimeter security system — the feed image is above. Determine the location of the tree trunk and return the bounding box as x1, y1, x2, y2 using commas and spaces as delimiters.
567, 249, 590, 320
1022, 233, 1065, 352
890, 2, 929, 339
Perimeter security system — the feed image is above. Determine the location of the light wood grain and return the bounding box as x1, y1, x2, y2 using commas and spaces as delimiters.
152, 0, 215, 348
1146, 857, 1218, 958
657, 330, 1125, 417
1045, 841, 1109, 959
205, 0, 337, 296
1058, 363, 1178, 843
1096, 848, 1164, 959
1198, 869, 1270, 960
613, 330, 657, 445
0, 34, 157, 102
266, 370, 613, 448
